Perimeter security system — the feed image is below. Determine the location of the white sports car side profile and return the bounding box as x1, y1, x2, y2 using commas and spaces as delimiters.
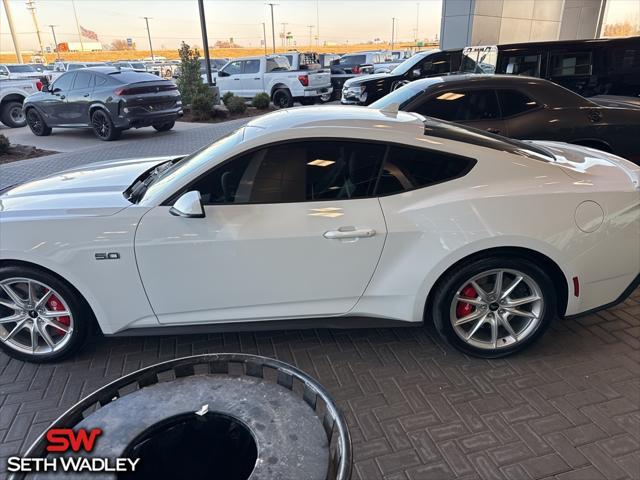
1, 106, 639, 362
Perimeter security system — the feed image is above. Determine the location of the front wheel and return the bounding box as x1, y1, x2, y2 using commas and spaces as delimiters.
153, 120, 175, 132
430, 256, 557, 358
26, 108, 52, 136
91, 109, 121, 141
1, 101, 27, 128
0, 265, 92, 362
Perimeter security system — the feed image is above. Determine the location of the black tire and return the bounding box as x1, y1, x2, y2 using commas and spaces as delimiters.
1, 101, 27, 128
0, 265, 92, 363
430, 256, 557, 358
25, 108, 52, 136
319, 92, 333, 103
91, 109, 121, 141
152, 120, 175, 132
272, 88, 293, 109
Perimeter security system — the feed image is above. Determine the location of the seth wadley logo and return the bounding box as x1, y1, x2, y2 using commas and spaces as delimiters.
7, 428, 140, 473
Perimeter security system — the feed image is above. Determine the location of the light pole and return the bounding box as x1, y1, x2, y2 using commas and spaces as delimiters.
307, 25, 313, 47
142, 16, 154, 61
2, 0, 23, 63
281, 23, 288, 47
266, 3, 277, 54
26, 0, 46, 57
48, 25, 60, 60
391, 17, 396, 50
71, 0, 84, 52
197, 0, 212, 86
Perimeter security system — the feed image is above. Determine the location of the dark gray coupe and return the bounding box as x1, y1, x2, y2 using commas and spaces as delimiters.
23, 67, 183, 141
370, 74, 640, 164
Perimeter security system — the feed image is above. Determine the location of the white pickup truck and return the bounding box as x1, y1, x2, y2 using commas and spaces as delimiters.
0, 77, 43, 127
215, 55, 332, 108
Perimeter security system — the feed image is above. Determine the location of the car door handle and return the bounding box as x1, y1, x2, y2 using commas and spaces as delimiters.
59, 95, 66, 100
324, 227, 376, 239
486, 127, 500, 134
83, 93, 90, 97
233, 78, 240, 80
253, 77, 260, 80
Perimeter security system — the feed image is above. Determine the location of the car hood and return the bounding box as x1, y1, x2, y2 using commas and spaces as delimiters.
344, 72, 393, 88
0, 156, 177, 217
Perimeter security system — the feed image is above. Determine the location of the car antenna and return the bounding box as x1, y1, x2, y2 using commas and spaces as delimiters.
379, 102, 400, 116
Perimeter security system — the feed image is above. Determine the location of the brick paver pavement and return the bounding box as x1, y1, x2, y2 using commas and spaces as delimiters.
0, 119, 638, 479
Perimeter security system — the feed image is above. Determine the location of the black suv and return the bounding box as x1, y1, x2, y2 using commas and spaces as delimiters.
23, 67, 183, 141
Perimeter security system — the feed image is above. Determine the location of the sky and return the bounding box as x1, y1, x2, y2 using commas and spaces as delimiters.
1, 0, 444, 52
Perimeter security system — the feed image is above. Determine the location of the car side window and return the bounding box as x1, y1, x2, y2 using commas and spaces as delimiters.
191, 141, 386, 205
72, 71, 93, 90
52, 72, 75, 92
243, 60, 260, 74
222, 61, 242, 76
497, 89, 539, 117
414, 89, 500, 122
94, 75, 107, 87
376, 146, 474, 196
550, 52, 592, 76
420, 53, 452, 76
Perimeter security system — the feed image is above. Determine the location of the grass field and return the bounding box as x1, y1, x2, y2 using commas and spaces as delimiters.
0, 42, 436, 64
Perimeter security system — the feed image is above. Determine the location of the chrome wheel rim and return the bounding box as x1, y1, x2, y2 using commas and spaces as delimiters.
449, 269, 544, 350
10, 105, 25, 124
92, 112, 110, 138
27, 110, 43, 134
0, 278, 74, 355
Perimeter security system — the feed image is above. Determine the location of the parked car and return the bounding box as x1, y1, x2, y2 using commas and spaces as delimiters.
1, 106, 638, 362
215, 55, 332, 108
0, 64, 43, 80
331, 51, 399, 75
369, 74, 640, 164
198, 58, 228, 82
0, 77, 44, 127
52, 61, 108, 72
23, 67, 182, 141
341, 49, 463, 105
114, 61, 148, 72
465, 36, 640, 97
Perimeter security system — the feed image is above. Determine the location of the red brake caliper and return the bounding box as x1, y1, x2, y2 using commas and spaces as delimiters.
456, 285, 478, 318
46, 294, 70, 335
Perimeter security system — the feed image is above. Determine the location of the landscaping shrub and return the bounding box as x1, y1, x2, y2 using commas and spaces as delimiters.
191, 89, 216, 120
0, 134, 9, 154
176, 42, 210, 108
222, 91, 235, 106
227, 96, 247, 114
251, 92, 271, 110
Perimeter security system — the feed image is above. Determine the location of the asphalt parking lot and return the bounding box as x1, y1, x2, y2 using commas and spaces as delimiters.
1, 119, 639, 480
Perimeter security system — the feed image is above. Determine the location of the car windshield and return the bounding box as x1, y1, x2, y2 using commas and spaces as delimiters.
130, 63, 145, 69
369, 81, 434, 110
7, 65, 38, 73
390, 53, 425, 75
133, 128, 246, 203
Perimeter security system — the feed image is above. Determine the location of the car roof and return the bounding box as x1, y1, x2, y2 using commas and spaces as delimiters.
407, 73, 554, 88
245, 105, 424, 138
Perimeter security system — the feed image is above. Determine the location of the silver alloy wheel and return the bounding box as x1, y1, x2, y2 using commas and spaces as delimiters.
449, 268, 544, 350
9, 104, 25, 124
0, 277, 74, 355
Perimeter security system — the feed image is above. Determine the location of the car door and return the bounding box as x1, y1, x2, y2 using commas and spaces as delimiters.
64, 70, 94, 124
135, 140, 388, 325
241, 59, 262, 97
40, 71, 76, 125
410, 88, 507, 136
495, 88, 545, 139
216, 60, 243, 95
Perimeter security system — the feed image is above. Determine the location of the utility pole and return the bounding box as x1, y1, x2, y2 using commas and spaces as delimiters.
2, 0, 23, 63
48, 25, 60, 59
25, 0, 46, 57
280, 23, 288, 47
416, 2, 420, 42
71, 0, 84, 52
316, 0, 320, 47
266, 3, 277, 54
307, 25, 313, 48
391, 17, 396, 50
197, 0, 212, 86
262, 22, 267, 55
142, 16, 154, 61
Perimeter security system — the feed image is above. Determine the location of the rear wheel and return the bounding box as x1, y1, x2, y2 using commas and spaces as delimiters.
0, 265, 91, 363
26, 108, 52, 136
431, 257, 556, 358
152, 120, 175, 132
91, 109, 121, 141
1, 101, 26, 128
272, 88, 293, 109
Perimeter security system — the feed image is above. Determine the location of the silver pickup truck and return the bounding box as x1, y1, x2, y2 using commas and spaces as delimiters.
0, 77, 43, 127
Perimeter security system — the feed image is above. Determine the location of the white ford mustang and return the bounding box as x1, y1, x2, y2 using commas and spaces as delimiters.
1, 106, 639, 362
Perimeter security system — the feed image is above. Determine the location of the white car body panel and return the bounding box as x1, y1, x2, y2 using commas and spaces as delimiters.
1, 107, 638, 336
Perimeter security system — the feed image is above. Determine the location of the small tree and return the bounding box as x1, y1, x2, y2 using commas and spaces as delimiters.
177, 42, 213, 110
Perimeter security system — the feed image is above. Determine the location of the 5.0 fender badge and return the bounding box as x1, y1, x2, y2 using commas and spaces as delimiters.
95, 252, 120, 260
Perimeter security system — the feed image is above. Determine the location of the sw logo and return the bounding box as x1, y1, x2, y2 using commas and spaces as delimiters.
46, 428, 103, 452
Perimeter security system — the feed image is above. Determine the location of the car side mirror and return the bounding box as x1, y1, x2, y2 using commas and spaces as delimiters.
412, 68, 421, 78
41, 84, 50, 92
170, 191, 205, 218
217, 70, 229, 77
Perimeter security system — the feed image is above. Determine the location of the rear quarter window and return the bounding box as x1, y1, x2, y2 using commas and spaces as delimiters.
109, 71, 161, 83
